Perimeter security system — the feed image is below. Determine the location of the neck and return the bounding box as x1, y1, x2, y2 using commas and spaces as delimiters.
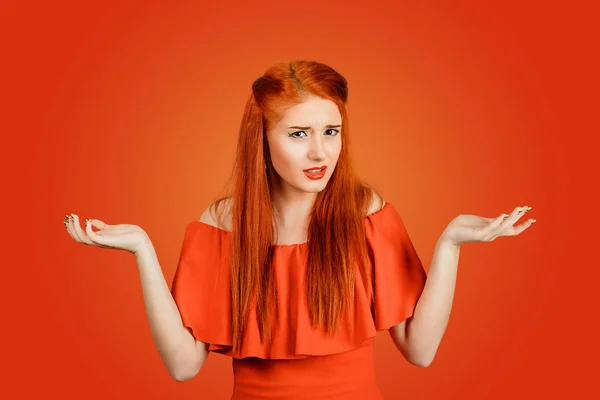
270, 186, 318, 229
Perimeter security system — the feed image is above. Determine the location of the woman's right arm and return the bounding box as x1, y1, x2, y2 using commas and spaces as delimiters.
135, 241, 209, 382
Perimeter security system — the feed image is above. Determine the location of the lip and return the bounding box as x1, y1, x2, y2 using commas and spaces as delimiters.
303, 166, 327, 180
303, 165, 327, 172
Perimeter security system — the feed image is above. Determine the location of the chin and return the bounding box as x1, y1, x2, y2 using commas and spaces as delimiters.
300, 179, 329, 193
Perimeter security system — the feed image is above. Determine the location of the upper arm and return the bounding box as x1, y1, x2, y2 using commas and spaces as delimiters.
173, 335, 210, 382
188, 339, 211, 380
366, 188, 386, 217
366, 189, 420, 365
199, 205, 217, 226
388, 319, 412, 361
173, 200, 233, 382
199, 198, 233, 231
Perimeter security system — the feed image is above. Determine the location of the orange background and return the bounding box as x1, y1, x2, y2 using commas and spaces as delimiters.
4, 1, 598, 399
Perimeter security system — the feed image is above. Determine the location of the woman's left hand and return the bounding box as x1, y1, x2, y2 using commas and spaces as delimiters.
440, 205, 536, 247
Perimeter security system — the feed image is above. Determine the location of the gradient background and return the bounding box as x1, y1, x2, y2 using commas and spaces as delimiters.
4, 1, 598, 399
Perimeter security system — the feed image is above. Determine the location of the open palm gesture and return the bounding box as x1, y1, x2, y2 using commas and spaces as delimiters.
64, 214, 149, 255
441, 205, 536, 247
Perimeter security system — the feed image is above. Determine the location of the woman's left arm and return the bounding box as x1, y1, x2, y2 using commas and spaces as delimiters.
394, 205, 535, 367
395, 237, 459, 367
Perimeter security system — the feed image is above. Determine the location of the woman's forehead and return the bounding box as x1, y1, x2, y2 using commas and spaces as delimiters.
277, 98, 341, 128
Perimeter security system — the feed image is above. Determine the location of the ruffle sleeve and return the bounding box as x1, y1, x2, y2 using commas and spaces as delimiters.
170, 221, 233, 347
364, 202, 428, 330
170, 201, 427, 360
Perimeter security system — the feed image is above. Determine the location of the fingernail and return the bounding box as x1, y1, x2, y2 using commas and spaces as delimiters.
531, 219, 536, 224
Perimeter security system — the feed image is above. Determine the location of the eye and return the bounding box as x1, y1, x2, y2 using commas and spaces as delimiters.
288, 129, 340, 138
288, 131, 307, 138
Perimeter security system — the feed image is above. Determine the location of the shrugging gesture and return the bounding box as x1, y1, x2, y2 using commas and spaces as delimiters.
440, 205, 535, 247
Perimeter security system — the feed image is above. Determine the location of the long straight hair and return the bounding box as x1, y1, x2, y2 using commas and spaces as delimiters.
211, 60, 381, 353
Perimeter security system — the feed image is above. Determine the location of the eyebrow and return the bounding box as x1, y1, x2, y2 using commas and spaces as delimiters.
288, 124, 341, 129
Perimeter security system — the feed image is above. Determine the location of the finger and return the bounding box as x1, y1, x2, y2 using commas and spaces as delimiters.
506, 218, 537, 236
494, 206, 521, 237
70, 214, 88, 243
480, 213, 508, 238
64, 215, 77, 241
485, 207, 521, 239
496, 206, 530, 237
482, 214, 509, 224
65, 214, 82, 243
89, 218, 108, 231
481, 206, 527, 240
85, 219, 112, 248
71, 214, 95, 245
86, 219, 113, 248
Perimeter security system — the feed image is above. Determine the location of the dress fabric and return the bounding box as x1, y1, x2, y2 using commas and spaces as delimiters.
170, 202, 427, 399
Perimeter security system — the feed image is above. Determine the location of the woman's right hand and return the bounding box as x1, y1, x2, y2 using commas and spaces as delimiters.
64, 214, 150, 255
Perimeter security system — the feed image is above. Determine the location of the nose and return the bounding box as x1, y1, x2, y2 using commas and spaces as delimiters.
307, 135, 326, 161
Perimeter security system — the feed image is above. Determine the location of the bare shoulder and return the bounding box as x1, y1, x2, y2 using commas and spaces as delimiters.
199, 197, 233, 232
366, 188, 386, 217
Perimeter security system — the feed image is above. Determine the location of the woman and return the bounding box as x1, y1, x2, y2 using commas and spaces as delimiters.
64, 60, 536, 399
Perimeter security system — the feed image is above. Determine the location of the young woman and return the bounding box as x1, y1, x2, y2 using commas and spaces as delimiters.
64, 60, 536, 399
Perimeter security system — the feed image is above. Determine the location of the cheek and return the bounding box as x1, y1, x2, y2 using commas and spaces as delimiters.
270, 141, 302, 171
326, 141, 342, 161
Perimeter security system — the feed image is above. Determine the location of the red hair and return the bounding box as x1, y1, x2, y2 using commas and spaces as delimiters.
210, 60, 383, 352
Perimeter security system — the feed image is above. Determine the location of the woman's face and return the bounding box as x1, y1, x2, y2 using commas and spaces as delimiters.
266, 95, 342, 194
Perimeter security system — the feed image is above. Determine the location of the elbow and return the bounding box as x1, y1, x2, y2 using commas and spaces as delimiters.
169, 356, 205, 382
403, 342, 435, 368
172, 374, 192, 383
170, 365, 192, 382
171, 372, 188, 383
170, 338, 210, 382
411, 356, 433, 368
405, 338, 437, 368
170, 364, 200, 382
409, 350, 436, 368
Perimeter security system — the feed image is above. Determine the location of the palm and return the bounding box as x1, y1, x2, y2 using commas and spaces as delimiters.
97, 223, 144, 238
64, 214, 149, 254
442, 206, 535, 246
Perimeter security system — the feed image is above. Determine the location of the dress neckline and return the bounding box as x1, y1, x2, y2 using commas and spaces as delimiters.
192, 202, 390, 249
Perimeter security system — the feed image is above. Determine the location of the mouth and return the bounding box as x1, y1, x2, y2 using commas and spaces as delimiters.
303, 165, 326, 173
303, 165, 327, 180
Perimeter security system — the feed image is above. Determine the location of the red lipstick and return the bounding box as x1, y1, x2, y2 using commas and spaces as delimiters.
303, 165, 327, 180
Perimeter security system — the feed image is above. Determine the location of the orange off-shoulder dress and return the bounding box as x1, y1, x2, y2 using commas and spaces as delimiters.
170, 202, 427, 399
